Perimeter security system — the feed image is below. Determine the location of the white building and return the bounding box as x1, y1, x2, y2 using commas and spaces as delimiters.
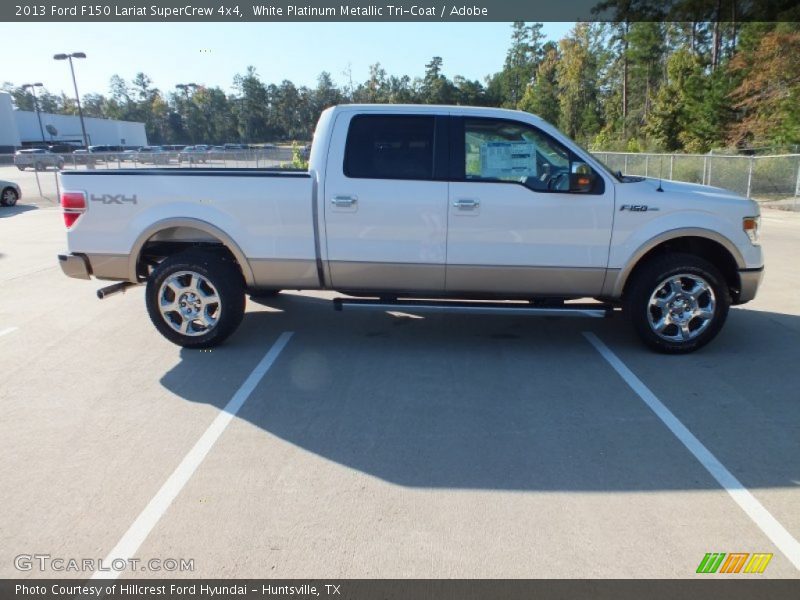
0, 91, 147, 152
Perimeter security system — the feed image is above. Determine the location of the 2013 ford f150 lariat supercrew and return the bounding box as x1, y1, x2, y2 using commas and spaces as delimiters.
57, 104, 764, 353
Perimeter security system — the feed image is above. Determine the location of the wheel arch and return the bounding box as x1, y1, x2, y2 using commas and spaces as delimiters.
130, 217, 255, 286
608, 228, 745, 301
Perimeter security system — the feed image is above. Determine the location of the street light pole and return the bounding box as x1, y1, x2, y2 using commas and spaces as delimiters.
54, 52, 89, 148
22, 83, 46, 144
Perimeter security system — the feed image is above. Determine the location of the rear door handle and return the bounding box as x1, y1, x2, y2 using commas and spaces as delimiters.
331, 195, 357, 207
453, 198, 480, 209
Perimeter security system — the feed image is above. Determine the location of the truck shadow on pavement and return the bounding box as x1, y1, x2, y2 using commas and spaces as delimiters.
0, 204, 38, 218
160, 292, 800, 492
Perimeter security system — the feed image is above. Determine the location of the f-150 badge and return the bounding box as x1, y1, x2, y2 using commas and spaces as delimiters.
620, 204, 659, 212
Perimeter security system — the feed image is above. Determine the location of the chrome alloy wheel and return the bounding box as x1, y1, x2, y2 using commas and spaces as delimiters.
647, 273, 716, 342
157, 270, 221, 336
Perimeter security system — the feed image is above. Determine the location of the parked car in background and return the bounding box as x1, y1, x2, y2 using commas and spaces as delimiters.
0, 179, 21, 207
223, 143, 249, 160
162, 145, 186, 162
179, 145, 209, 164
14, 149, 65, 171
257, 143, 278, 160
48, 143, 78, 154
207, 146, 226, 159
71, 149, 93, 165
88, 145, 124, 161
135, 146, 170, 165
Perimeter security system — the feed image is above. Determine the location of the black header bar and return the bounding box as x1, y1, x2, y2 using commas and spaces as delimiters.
4, 0, 800, 22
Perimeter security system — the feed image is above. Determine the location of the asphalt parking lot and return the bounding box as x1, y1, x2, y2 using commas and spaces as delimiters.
1, 167, 799, 579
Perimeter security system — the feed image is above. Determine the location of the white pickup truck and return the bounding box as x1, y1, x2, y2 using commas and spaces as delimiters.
57, 104, 764, 353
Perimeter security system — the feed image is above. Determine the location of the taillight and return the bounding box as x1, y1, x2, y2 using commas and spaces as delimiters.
61, 191, 86, 228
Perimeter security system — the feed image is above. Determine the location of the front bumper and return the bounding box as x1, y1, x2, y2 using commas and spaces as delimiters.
736, 267, 764, 304
58, 253, 91, 280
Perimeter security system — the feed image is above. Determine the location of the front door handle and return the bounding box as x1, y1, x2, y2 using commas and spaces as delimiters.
331, 195, 357, 207
453, 198, 480, 209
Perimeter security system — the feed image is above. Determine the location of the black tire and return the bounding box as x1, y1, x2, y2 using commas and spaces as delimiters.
1, 187, 19, 207
624, 253, 730, 354
16, 165, 25, 171
146, 250, 245, 348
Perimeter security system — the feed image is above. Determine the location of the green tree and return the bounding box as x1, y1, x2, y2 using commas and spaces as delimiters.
312, 71, 343, 113
645, 48, 697, 150
386, 75, 416, 103
728, 28, 800, 148
518, 42, 560, 124
421, 56, 455, 104
233, 66, 270, 143
557, 23, 603, 143
81, 93, 109, 118
453, 76, 486, 106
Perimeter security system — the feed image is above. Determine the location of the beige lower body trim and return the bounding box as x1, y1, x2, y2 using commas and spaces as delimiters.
85, 254, 130, 281
58, 253, 91, 280
327, 261, 607, 297
87, 254, 319, 288
600, 268, 623, 299
329, 261, 444, 293
736, 268, 764, 304
250, 258, 319, 289
446, 264, 607, 297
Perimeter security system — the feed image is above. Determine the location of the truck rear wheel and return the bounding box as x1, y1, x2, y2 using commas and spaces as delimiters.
146, 250, 245, 348
624, 253, 730, 353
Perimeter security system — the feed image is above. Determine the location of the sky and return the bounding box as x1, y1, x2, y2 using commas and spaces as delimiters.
4, 22, 574, 98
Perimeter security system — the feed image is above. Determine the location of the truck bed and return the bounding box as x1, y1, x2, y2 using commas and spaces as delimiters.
60, 168, 320, 288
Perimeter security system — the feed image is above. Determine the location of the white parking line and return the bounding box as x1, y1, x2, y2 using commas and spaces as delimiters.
0, 326, 18, 338
91, 331, 294, 580
584, 332, 800, 571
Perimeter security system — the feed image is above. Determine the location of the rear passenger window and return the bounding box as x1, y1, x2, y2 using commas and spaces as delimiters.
344, 115, 434, 180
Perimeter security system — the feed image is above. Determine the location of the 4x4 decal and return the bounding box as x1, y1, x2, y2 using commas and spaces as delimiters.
90, 194, 138, 205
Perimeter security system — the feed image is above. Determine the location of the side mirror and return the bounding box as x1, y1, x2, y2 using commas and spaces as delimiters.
570, 162, 595, 193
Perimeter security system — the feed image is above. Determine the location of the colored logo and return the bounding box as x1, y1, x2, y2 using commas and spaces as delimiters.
696, 552, 773, 574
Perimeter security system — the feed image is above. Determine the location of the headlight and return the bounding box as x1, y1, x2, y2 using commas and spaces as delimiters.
743, 216, 760, 244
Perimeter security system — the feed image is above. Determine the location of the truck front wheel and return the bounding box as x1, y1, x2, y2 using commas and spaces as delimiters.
624, 253, 730, 353
146, 251, 245, 348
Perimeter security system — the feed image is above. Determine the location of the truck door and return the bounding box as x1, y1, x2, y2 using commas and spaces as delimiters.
323, 112, 449, 293
445, 116, 615, 296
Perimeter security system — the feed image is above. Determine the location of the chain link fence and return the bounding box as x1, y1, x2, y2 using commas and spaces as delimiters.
1, 146, 294, 171
593, 151, 800, 204
3, 148, 800, 208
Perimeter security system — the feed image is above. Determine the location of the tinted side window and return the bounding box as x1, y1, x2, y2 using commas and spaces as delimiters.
344, 115, 435, 180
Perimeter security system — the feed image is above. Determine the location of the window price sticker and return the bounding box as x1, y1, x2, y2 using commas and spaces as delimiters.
480, 142, 537, 179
